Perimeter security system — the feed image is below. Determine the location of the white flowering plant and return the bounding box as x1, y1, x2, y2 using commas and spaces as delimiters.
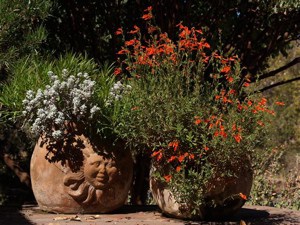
22, 68, 130, 144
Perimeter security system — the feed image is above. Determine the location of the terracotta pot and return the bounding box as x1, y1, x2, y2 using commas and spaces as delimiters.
150, 160, 253, 220
30, 133, 133, 213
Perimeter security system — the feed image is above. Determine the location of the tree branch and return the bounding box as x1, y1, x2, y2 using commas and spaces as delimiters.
255, 76, 300, 93
2, 153, 31, 187
258, 57, 300, 81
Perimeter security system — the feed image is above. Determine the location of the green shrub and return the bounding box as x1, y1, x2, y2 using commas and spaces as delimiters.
112, 8, 282, 212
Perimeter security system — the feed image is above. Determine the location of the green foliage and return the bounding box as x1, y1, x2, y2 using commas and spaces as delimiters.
0, 53, 99, 124
249, 43, 300, 210
113, 18, 278, 212
0, 0, 51, 77
250, 147, 300, 210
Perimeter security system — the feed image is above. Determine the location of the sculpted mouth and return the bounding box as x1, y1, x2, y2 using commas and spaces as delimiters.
96, 174, 108, 182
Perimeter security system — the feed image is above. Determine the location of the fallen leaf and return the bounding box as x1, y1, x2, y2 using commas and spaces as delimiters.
240, 220, 247, 225
53, 216, 68, 221
70, 215, 81, 221
86, 215, 101, 220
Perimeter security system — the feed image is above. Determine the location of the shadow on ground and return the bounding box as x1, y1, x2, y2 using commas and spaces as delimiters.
181, 207, 299, 225
0, 205, 34, 225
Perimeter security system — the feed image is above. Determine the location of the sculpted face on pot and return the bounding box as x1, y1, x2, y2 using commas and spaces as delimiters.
84, 153, 118, 190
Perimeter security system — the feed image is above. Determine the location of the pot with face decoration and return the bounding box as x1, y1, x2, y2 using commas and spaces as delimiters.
30, 130, 133, 213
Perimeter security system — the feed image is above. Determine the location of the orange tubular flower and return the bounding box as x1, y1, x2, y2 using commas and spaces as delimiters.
117, 49, 130, 55
164, 174, 172, 182
151, 149, 163, 161
226, 76, 234, 83
194, 116, 201, 125
167, 156, 177, 163
114, 67, 122, 75
259, 97, 267, 105
142, 13, 153, 20
144, 6, 153, 12
125, 39, 138, 46
234, 133, 242, 143
129, 25, 140, 34
115, 28, 123, 35
239, 193, 247, 200
257, 121, 264, 126
228, 89, 236, 95
168, 140, 179, 151
243, 82, 250, 87
275, 101, 285, 106
204, 146, 209, 151
189, 154, 195, 160
178, 155, 185, 162
221, 66, 231, 74
146, 46, 157, 56
176, 166, 181, 172
148, 25, 157, 33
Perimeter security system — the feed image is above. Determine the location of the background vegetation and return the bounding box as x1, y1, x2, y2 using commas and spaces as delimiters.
0, 0, 299, 208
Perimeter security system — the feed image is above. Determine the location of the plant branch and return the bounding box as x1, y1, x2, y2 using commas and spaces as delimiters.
255, 76, 300, 93
257, 57, 300, 81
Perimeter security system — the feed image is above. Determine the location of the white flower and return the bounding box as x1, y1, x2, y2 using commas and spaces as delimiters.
62, 69, 68, 78
22, 69, 103, 142
25, 90, 35, 100
52, 130, 63, 140
90, 105, 100, 117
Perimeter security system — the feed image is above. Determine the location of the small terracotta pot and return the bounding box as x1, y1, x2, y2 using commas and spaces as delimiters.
150, 160, 253, 220
30, 132, 133, 213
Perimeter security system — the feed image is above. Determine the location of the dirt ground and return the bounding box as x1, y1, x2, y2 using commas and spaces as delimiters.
1, 204, 300, 225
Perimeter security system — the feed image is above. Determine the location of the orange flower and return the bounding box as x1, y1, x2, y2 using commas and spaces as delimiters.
164, 174, 172, 182
221, 66, 231, 74
232, 124, 237, 131
203, 42, 210, 49
247, 100, 253, 106
146, 46, 157, 56
239, 193, 247, 200
257, 121, 264, 126
237, 103, 243, 111
125, 39, 138, 46
129, 25, 140, 34
115, 28, 123, 35
189, 154, 195, 160
178, 154, 187, 163
142, 13, 153, 20
243, 82, 250, 87
151, 150, 162, 161
214, 131, 219, 137
226, 76, 234, 83
259, 98, 267, 106
195, 29, 203, 34
114, 67, 122, 75
234, 133, 242, 143
148, 25, 157, 33
167, 155, 177, 163
228, 89, 236, 95
176, 166, 181, 172
117, 49, 130, 55
194, 116, 201, 125
168, 140, 179, 151
275, 101, 285, 106
144, 6, 153, 12
204, 146, 209, 151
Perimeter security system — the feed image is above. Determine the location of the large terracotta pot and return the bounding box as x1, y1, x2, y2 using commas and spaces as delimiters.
30, 132, 133, 213
150, 159, 253, 220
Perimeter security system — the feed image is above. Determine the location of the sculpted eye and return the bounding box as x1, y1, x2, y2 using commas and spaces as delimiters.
91, 161, 100, 167
106, 162, 116, 167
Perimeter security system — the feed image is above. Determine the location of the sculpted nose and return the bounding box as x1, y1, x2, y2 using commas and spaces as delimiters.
98, 164, 106, 173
